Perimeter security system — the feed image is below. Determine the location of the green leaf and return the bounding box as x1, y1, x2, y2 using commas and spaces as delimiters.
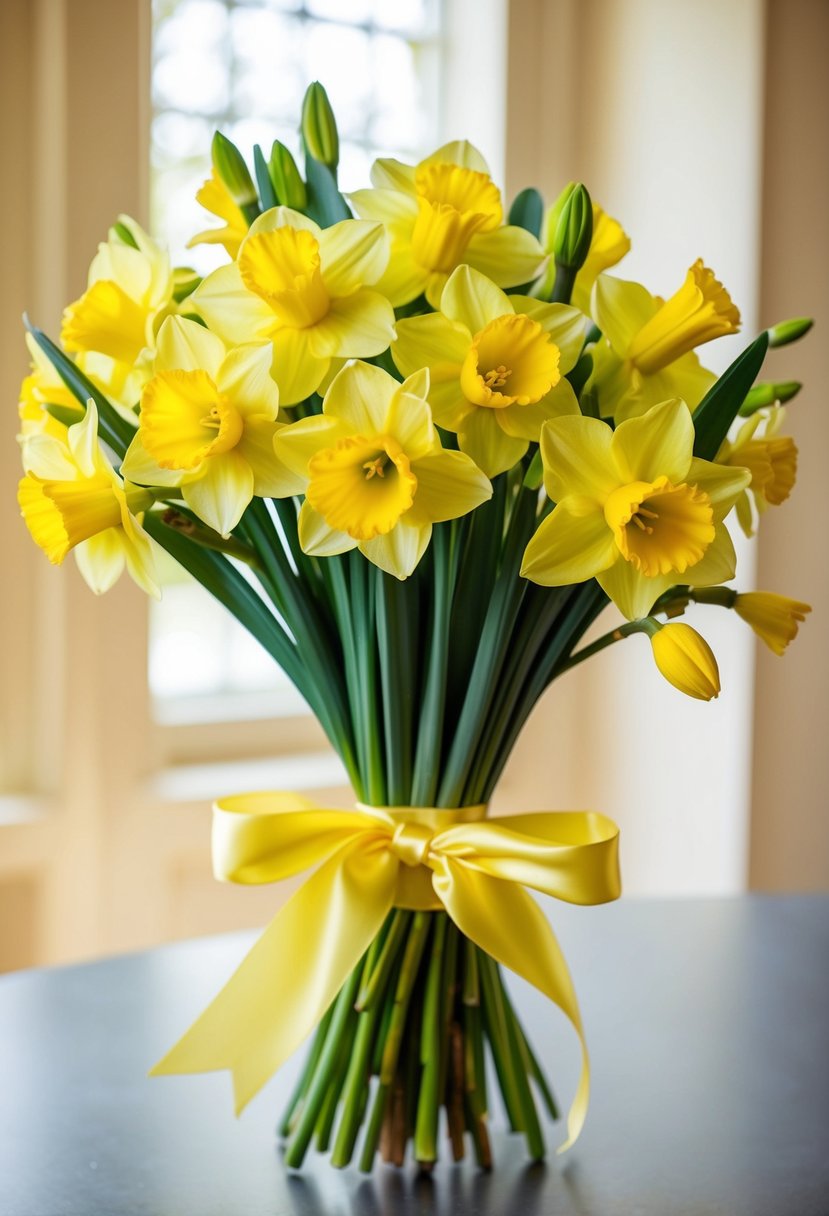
508, 188, 544, 237
23, 317, 137, 458
253, 143, 278, 211
692, 331, 769, 460
45, 403, 84, 428
304, 155, 352, 228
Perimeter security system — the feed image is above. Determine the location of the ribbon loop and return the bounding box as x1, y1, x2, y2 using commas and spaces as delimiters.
152, 795, 621, 1153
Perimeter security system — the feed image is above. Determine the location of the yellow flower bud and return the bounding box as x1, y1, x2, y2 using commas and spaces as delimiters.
649, 622, 721, 701
734, 592, 811, 656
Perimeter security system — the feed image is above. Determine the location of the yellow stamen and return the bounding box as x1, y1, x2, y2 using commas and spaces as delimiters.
410, 162, 502, 273
628, 259, 740, 375
604, 476, 714, 577
239, 226, 330, 328
363, 456, 388, 480
460, 314, 560, 410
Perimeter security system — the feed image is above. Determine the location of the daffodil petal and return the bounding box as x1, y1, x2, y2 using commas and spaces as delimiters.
217, 344, 279, 420
439, 265, 511, 334
298, 501, 358, 557
521, 501, 617, 585
509, 297, 587, 374
540, 414, 618, 504
182, 451, 254, 536
237, 418, 303, 498
322, 361, 395, 434
591, 275, 657, 356
246, 206, 321, 241
420, 141, 489, 174
407, 450, 492, 525
273, 415, 345, 482
349, 188, 419, 231
686, 458, 751, 521
305, 289, 395, 361
459, 409, 528, 478
359, 521, 431, 580
368, 157, 416, 193
685, 524, 738, 588
74, 530, 125, 595
121, 433, 186, 488
155, 315, 225, 378
376, 249, 428, 309
465, 226, 546, 290
121, 525, 161, 599
391, 313, 469, 382
67, 400, 105, 478
271, 327, 330, 406
611, 399, 693, 484
318, 220, 389, 297
192, 264, 275, 346
385, 389, 436, 462
399, 368, 430, 400
497, 379, 579, 441
430, 384, 472, 430
21, 433, 78, 480
637, 355, 715, 412
596, 558, 672, 621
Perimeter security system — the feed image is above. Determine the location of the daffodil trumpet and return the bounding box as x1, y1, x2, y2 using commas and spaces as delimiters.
14, 81, 811, 1176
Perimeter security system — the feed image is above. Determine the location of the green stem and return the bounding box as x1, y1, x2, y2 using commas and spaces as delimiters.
375, 569, 415, 804
413, 915, 447, 1163
277, 1005, 334, 1136
350, 552, 386, 805
410, 524, 456, 805
478, 950, 523, 1132
356, 909, 411, 1011
549, 618, 645, 675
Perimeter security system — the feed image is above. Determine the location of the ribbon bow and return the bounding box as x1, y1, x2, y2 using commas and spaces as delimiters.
152, 793, 620, 1151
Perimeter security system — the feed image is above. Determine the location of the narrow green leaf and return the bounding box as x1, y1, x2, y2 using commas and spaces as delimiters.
23, 317, 137, 458
692, 331, 769, 460
304, 155, 351, 228
508, 187, 544, 237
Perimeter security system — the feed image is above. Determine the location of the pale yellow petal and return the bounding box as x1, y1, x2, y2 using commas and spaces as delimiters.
192, 264, 275, 346
359, 520, 431, 580
419, 141, 489, 174
685, 524, 738, 588
121, 523, 162, 599
322, 360, 396, 434
540, 414, 618, 504
465, 226, 546, 290
385, 389, 436, 461
318, 220, 390, 296
273, 415, 345, 482
521, 501, 617, 585
155, 315, 225, 377
407, 449, 492, 524
246, 206, 321, 241
182, 450, 254, 536
216, 344, 279, 420
237, 418, 304, 497
497, 378, 580, 441
369, 157, 416, 193
348, 188, 419, 232
121, 433, 186, 488
597, 559, 672, 621
591, 275, 657, 356
459, 408, 528, 478
509, 297, 586, 374
305, 289, 395, 360
439, 265, 511, 334
685, 458, 751, 521
391, 313, 469, 382
73, 531, 125, 595
611, 399, 693, 484
270, 327, 330, 406
298, 501, 358, 556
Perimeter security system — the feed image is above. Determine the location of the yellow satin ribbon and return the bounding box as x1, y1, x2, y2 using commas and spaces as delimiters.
151, 792, 621, 1152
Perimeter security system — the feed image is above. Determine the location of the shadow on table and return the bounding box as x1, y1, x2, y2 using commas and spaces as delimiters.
282, 1156, 590, 1216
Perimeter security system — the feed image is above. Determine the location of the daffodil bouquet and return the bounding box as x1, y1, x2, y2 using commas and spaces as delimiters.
17, 83, 812, 1172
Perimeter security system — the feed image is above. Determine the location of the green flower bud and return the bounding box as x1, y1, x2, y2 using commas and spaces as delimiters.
172, 267, 201, 304
301, 81, 339, 171
543, 182, 577, 252
269, 141, 308, 211
738, 380, 802, 416
553, 183, 593, 271
766, 316, 814, 348
211, 131, 257, 209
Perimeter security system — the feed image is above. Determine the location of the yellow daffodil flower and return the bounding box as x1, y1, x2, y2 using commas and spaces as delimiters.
18, 400, 158, 597
538, 200, 630, 314
718, 406, 797, 536
189, 167, 248, 260
349, 141, 546, 308
392, 266, 584, 477
521, 398, 750, 620
61, 216, 174, 374
191, 207, 394, 406
588, 261, 741, 421
649, 621, 720, 700
733, 591, 811, 656
121, 316, 289, 537
272, 360, 492, 579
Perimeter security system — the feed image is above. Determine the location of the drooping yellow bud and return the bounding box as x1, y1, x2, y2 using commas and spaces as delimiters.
650, 622, 721, 701
734, 592, 811, 656
725, 434, 797, 507
627, 260, 740, 375
603, 477, 714, 577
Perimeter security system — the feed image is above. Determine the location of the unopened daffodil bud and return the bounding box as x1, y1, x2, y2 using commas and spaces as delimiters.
739, 380, 802, 416
269, 141, 307, 211
766, 317, 814, 348
301, 81, 339, 171
211, 132, 258, 216
552, 183, 593, 272
649, 621, 721, 701
733, 592, 811, 656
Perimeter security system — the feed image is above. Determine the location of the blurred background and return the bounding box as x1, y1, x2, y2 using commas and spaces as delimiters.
1, 0, 826, 971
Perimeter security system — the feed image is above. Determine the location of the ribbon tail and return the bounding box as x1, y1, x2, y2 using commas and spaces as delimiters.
434, 859, 589, 1153
151, 841, 398, 1113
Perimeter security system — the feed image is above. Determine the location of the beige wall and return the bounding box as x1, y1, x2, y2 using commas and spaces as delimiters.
750, 0, 829, 889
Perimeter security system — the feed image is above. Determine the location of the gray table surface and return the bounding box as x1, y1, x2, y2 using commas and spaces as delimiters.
0, 896, 827, 1216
